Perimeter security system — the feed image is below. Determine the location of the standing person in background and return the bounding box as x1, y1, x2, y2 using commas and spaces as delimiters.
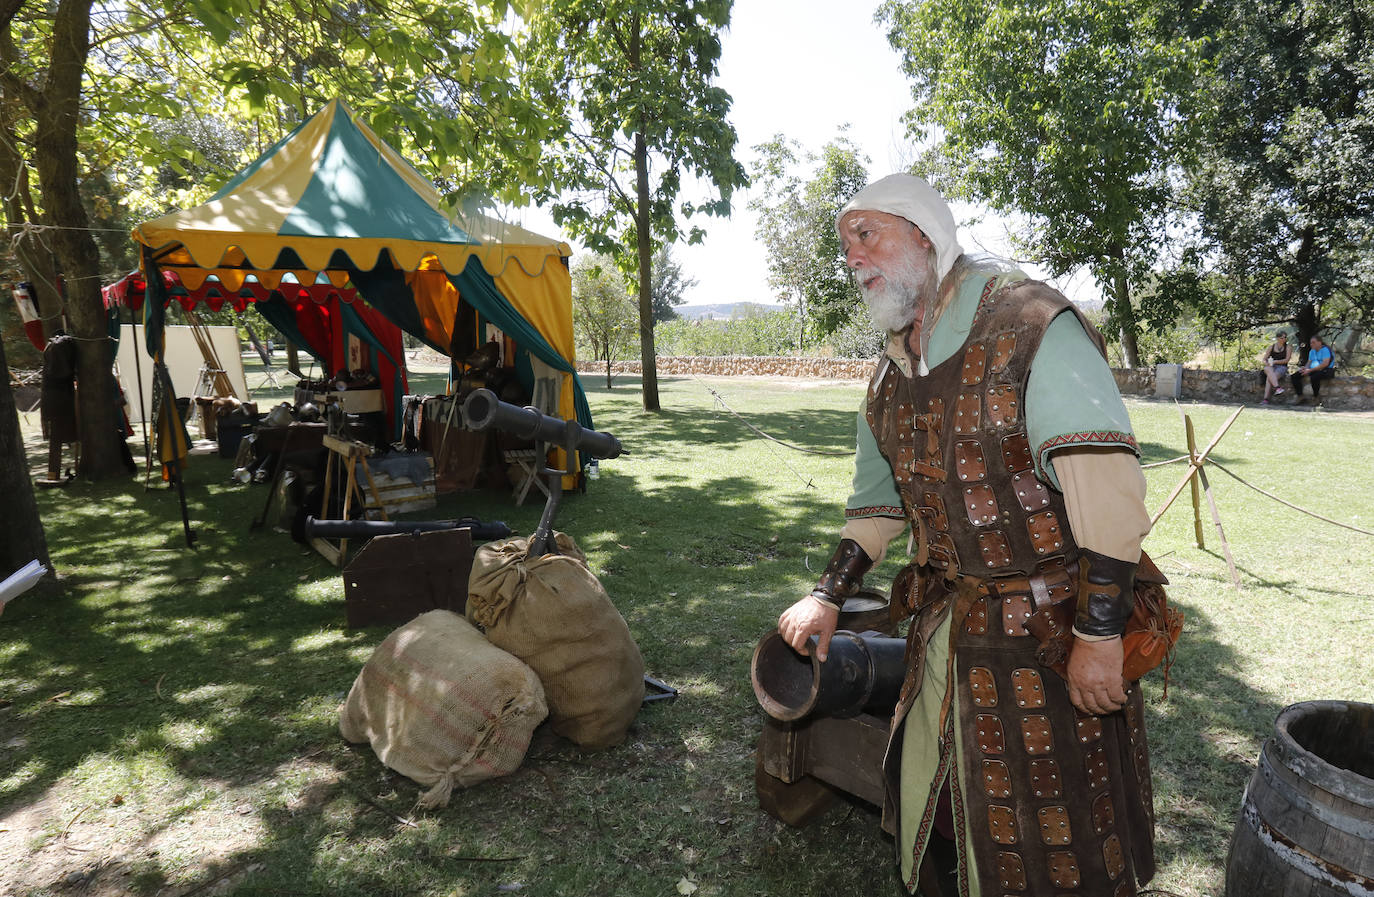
39, 329, 79, 483
1291, 334, 1335, 407
777, 174, 1157, 896
1259, 331, 1292, 405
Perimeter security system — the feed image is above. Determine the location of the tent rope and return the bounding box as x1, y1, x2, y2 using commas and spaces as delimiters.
1208, 460, 1374, 537
696, 379, 855, 457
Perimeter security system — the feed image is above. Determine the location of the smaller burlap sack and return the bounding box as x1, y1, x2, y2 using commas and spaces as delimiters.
468, 532, 644, 749
339, 610, 547, 808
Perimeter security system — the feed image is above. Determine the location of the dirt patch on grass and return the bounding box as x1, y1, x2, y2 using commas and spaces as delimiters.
0, 756, 343, 897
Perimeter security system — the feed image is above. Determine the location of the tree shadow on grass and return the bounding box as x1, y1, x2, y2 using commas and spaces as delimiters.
2, 379, 1294, 896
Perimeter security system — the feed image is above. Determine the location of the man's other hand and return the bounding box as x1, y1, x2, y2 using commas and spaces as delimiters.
1066, 636, 1127, 716
778, 595, 839, 662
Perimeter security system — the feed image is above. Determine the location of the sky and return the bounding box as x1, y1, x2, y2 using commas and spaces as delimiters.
512, 0, 1102, 308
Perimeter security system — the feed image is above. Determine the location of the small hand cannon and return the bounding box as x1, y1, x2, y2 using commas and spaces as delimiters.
751, 630, 907, 721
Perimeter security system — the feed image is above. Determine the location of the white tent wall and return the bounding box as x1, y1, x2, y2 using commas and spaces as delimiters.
114, 324, 249, 425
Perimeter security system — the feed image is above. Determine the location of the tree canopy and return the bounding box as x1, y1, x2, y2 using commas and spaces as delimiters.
748, 132, 869, 347
523, 0, 746, 410
1176, 0, 1374, 352
879, 0, 1204, 366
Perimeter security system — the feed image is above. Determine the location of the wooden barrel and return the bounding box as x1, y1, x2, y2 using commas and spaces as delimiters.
1224, 700, 1374, 897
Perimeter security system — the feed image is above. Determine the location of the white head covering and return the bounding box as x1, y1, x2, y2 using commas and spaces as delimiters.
837, 173, 965, 282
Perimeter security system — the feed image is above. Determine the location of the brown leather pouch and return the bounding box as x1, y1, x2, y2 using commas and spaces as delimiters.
1026, 550, 1183, 685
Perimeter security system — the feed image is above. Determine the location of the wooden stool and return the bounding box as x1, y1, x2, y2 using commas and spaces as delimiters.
503, 447, 551, 505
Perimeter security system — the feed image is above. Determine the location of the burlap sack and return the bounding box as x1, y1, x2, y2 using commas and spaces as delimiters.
467, 532, 644, 749
339, 610, 547, 808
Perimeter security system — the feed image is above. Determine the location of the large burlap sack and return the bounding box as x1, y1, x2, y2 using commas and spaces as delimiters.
468, 532, 644, 749
339, 610, 547, 808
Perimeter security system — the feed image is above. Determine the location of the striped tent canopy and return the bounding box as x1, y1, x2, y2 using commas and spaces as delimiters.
131, 98, 591, 437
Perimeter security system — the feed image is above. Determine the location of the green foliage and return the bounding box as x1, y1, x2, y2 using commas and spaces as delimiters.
572, 253, 638, 384
748, 132, 869, 342
1179, 0, 1374, 339
525, 0, 745, 257
654, 307, 801, 357
878, 0, 1205, 364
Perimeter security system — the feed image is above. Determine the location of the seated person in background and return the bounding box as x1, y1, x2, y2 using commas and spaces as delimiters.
1291, 334, 1335, 405
1260, 330, 1292, 404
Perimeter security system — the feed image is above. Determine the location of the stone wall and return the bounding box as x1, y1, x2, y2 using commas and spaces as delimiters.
1112, 365, 1374, 410
576, 356, 878, 380
577, 356, 1374, 409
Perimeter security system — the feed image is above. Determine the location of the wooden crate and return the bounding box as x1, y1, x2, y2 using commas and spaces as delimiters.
365, 454, 436, 518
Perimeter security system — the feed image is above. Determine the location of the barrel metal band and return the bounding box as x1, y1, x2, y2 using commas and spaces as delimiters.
1239, 802, 1374, 893
1259, 744, 1374, 842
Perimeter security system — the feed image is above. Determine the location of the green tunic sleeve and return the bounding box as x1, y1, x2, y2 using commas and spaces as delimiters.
846, 400, 904, 520
1025, 311, 1139, 491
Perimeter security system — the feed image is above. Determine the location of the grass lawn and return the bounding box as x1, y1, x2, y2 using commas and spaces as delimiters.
2, 364, 1372, 896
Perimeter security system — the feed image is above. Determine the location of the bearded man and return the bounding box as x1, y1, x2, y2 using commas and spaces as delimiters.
778, 174, 1157, 897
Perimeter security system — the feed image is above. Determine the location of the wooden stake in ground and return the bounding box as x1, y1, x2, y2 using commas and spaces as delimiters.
1152, 403, 1244, 590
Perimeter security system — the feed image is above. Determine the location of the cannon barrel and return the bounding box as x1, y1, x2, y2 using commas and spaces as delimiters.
461, 388, 624, 460
303, 516, 512, 542
751, 629, 907, 722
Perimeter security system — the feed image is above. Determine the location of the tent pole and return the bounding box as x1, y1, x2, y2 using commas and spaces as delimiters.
127, 310, 154, 491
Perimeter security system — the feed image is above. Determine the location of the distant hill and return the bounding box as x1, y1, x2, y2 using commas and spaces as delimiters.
674, 301, 784, 320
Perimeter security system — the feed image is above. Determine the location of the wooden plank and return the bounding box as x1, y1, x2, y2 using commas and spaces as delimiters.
343, 529, 473, 629
802, 714, 889, 808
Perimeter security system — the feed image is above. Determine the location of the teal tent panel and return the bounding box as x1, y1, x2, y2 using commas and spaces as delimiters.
448, 255, 594, 436
253, 298, 327, 366
280, 109, 477, 245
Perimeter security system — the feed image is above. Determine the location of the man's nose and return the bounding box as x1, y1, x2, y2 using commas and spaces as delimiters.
844, 245, 864, 269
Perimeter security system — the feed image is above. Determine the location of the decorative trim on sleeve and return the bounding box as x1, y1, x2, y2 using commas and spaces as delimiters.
1036, 430, 1139, 476
845, 505, 905, 519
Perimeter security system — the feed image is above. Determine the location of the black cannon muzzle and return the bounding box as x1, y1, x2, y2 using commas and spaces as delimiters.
751, 629, 907, 722
461, 388, 624, 460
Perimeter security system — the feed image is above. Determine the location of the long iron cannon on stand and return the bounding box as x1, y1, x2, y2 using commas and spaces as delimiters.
303, 516, 513, 542
461, 388, 626, 557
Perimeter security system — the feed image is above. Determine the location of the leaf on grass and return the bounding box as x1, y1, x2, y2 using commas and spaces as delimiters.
676, 878, 698, 895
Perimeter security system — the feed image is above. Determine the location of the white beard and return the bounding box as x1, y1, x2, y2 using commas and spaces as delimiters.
858, 246, 933, 333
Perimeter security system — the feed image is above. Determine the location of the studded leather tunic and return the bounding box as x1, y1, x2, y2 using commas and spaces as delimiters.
867, 280, 1090, 582
870, 279, 1156, 897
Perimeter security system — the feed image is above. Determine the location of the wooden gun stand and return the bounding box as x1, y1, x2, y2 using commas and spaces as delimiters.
310, 433, 389, 566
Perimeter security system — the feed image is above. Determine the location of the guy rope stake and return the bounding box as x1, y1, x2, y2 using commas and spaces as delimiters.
1150, 403, 1245, 590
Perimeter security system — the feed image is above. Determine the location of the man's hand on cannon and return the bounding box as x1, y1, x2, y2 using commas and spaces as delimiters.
778, 596, 840, 662
778, 539, 875, 663
1067, 636, 1128, 716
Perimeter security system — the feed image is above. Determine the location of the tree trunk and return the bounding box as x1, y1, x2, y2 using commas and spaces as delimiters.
1109, 260, 1141, 369
630, 10, 660, 412
605, 355, 612, 389
1294, 301, 1319, 366
286, 340, 302, 377
0, 107, 59, 369
24, 0, 123, 480
0, 333, 51, 575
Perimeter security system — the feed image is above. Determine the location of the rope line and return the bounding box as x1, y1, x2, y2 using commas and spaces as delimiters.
1141, 454, 1189, 469
692, 376, 838, 490
696, 379, 856, 457
1209, 460, 1374, 537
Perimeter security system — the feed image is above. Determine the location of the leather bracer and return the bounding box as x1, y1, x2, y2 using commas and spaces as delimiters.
1074, 548, 1136, 637
812, 539, 873, 606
